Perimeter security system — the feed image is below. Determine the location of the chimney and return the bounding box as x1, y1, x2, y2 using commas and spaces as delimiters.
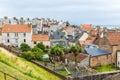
103, 27, 107, 38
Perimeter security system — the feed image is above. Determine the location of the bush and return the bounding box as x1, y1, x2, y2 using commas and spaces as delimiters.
22, 51, 43, 61
20, 43, 31, 52
31, 46, 43, 54
22, 51, 35, 60
36, 42, 45, 51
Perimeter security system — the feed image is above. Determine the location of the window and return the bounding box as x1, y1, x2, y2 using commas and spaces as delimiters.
15, 33, 18, 37
7, 33, 9, 37
34, 41, 36, 44
15, 39, 18, 43
7, 39, 9, 43
23, 33, 26, 37
24, 39, 26, 42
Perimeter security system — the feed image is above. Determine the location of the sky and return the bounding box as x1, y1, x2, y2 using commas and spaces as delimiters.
0, 0, 120, 25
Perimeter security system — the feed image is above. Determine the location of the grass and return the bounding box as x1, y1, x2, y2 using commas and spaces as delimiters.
0, 48, 62, 80
57, 70, 69, 76
94, 64, 116, 72
0, 62, 36, 80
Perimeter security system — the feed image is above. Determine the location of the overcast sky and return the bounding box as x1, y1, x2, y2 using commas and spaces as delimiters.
0, 0, 120, 25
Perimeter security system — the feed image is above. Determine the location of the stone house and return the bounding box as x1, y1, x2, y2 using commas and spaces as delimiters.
2, 24, 32, 47
106, 32, 120, 64
84, 44, 112, 67
94, 31, 120, 66
65, 53, 89, 67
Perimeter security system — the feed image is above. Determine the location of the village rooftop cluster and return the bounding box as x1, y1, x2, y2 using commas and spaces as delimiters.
1, 16, 120, 79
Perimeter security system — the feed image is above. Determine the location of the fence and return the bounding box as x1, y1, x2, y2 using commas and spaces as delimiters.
32, 60, 68, 80
0, 44, 22, 56
0, 71, 19, 80
68, 70, 120, 80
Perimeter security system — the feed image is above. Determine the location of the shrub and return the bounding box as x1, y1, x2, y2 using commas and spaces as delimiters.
31, 46, 43, 54
36, 42, 45, 51
20, 43, 31, 52
22, 51, 43, 61
22, 51, 35, 60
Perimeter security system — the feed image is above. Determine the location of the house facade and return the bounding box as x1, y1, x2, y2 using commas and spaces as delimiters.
84, 44, 112, 67
2, 24, 32, 47
32, 34, 50, 47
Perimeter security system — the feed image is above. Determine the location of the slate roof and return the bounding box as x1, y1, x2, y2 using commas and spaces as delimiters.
85, 44, 111, 57
50, 29, 64, 39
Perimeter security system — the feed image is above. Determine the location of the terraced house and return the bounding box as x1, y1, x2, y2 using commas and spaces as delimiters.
2, 24, 32, 47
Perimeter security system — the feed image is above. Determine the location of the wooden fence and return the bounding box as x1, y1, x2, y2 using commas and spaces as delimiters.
0, 71, 19, 80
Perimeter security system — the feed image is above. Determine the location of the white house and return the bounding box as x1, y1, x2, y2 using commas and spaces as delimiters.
79, 32, 89, 46
2, 24, 32, 47
32, 34, 50, 47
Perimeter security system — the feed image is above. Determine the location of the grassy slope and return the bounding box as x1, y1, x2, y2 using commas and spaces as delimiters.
0, 47, 62, 80
0, 62, 36, 80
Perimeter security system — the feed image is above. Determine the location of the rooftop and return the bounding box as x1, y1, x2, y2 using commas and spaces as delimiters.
2, 24, 31, 33
65, 53, 88, 62
81, 24, 93, 31
107, 32, 120, 46
32, 34, 50, 41
85, 44, 111, 57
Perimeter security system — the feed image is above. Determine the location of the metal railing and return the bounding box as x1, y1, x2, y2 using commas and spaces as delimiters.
0, 70, 19, 80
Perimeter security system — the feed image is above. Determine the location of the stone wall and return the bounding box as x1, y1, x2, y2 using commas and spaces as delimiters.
90, 54, 112, 67
68, 70, 120, 80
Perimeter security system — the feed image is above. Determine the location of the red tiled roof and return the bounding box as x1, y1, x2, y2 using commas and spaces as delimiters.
107, 32, 120, 46
2, 24, 31, 33
65, 53, 88, 62
65, 53, 75, 61
85, 36, 96, 45
81, 24, 93, 31
76, 54, 88, 62
32, 34, 50, 41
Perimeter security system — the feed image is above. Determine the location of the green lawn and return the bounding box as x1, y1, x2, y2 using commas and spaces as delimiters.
94, 64, 116, 72
57, 70, 69, 76
0, 48, 62, 80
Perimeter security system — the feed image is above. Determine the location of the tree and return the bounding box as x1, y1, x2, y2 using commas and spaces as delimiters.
20, 43, 31, 52
22, 51, 43, 61
36, 42, 45, 51
49, 45, 64, 62
31, 46, 43, 54
69, 45, 82, 65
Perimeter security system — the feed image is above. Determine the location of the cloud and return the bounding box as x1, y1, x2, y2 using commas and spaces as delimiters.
0, 0, 120, 25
